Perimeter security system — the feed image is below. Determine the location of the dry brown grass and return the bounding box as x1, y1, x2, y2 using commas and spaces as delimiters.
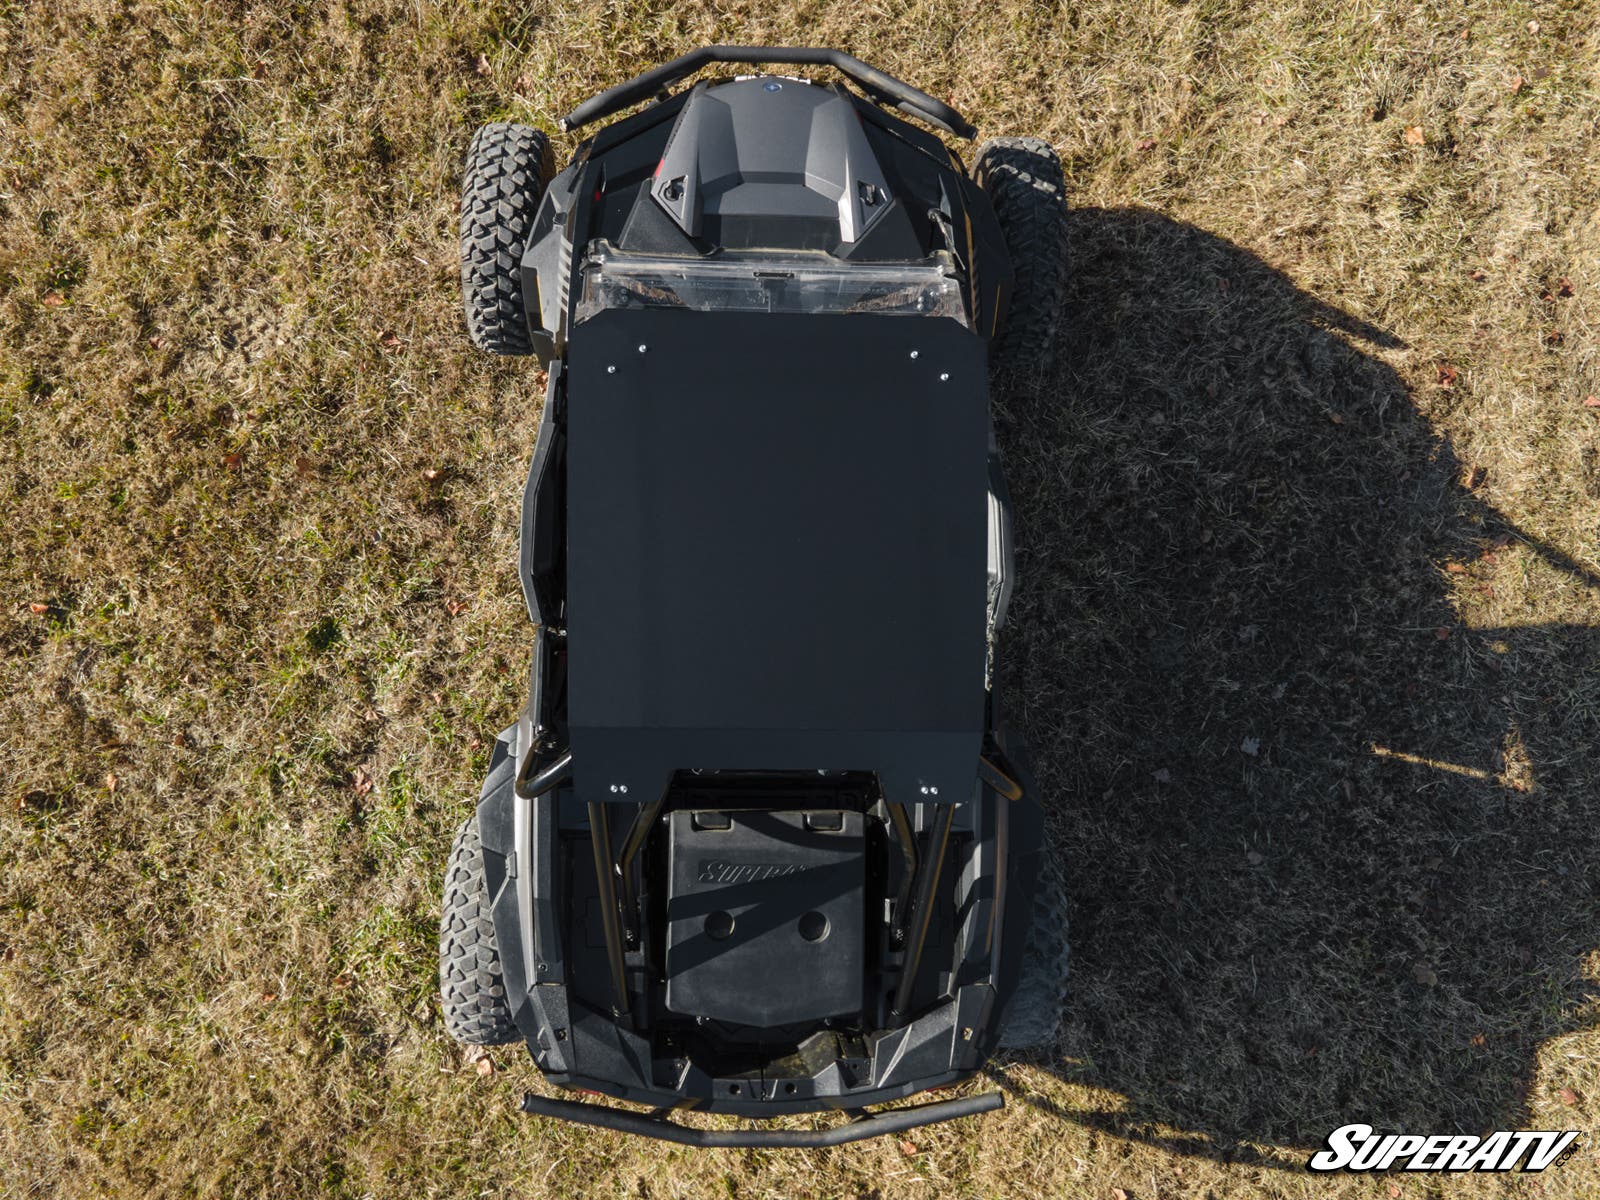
3, 1, 1599, 1196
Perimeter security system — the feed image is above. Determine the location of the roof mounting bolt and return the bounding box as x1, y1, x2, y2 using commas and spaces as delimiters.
606, 365, 616, 374
919, 785, 930, 795
909, 349, 920, 359
939, 372, 950, 382
930, 786, 940, 796
637, 343, 648, 353
619, 784, 629, 794
609, 784, 619, 793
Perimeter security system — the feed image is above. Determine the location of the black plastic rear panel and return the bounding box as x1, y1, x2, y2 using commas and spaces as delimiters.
664, 809, 865, 1025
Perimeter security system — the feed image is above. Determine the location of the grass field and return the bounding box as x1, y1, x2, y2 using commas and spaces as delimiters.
4, 0, 1600, 1196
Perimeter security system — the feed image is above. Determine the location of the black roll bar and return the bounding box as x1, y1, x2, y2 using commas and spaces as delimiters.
889, 802, 957, 1024
585, 801, 632, 1017
558, 45, 977, 140
519, 1090, 1003, 1146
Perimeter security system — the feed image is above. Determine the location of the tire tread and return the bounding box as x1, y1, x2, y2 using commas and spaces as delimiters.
439, 812, 519, 1046
973, 137, 1070, 370
460, 122, 552, 357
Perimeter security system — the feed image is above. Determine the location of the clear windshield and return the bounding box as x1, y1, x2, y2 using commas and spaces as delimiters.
575, 242, 968, 326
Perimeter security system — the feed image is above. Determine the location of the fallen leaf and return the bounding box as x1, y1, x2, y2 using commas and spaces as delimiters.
378, 330, 401, 349
42, 291, 65, 307
899, 1139, 918, 1155
1470, 268, 1488, 281
1152, 768, 1172, 784
1436, 364, 1458, 388
1246, 850, 1264, 866
1543, 328, 1563, 346
1388, 1183, 1403, 1199
475, 52, 492, 76
1412, 963, 1438, 986
1527, 19, 1540, 33
1113, 1190, 1130, 1200
1446, 562, 1467, 575
1328, 412, 1346, 425
351, 768, 374, 796
1404, 126, 1425, 146
1510, 74, 1526, 95
1490, 533, 1513, 549
223, 451, 243, 471
148, 335, 166, 349
29, 602, 49, 614
1556, 277, 1574, 297
1435, 626, 1452, 641
475, 1055, 495, 1077
1559, 1086, 1579, 1106
1135, 137, 1157, 152
1583, 395, 1600, 408
422, 468, 441, 481
1464, 465, 1487, 489
333, 972, 355, 989
260, 991, 277, 1003
1471, 1033, 1487, 1048
104, 773, 118, 793
2, 946, 13, 963
445, 598, 468, 617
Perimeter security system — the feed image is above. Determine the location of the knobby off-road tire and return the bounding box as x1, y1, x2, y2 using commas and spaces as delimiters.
972, 137, 1070, 372
460, 122, 552, 356
439, 812, 519, 1045
997, 855, 1071, 1050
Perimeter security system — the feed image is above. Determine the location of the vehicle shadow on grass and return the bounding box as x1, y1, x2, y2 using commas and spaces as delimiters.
990, 208, 1600, 1167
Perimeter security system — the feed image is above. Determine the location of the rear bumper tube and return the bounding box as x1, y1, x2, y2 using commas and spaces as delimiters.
518, 1090, 1003, 1147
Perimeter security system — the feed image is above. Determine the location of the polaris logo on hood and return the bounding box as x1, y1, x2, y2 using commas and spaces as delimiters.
697, 860, 802, 885
1307, 1124, 1580, 1173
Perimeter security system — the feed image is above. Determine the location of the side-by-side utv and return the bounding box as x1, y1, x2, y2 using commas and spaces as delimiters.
439, 46, 1071, 1146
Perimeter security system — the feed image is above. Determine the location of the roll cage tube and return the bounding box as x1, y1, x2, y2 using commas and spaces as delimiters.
557, 45, 978, 140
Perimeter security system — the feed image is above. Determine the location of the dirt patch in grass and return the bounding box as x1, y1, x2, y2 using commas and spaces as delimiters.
3, 1, 1598, 1197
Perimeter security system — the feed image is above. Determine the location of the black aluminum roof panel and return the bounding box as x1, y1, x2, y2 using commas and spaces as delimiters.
564, 308, 987, 804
